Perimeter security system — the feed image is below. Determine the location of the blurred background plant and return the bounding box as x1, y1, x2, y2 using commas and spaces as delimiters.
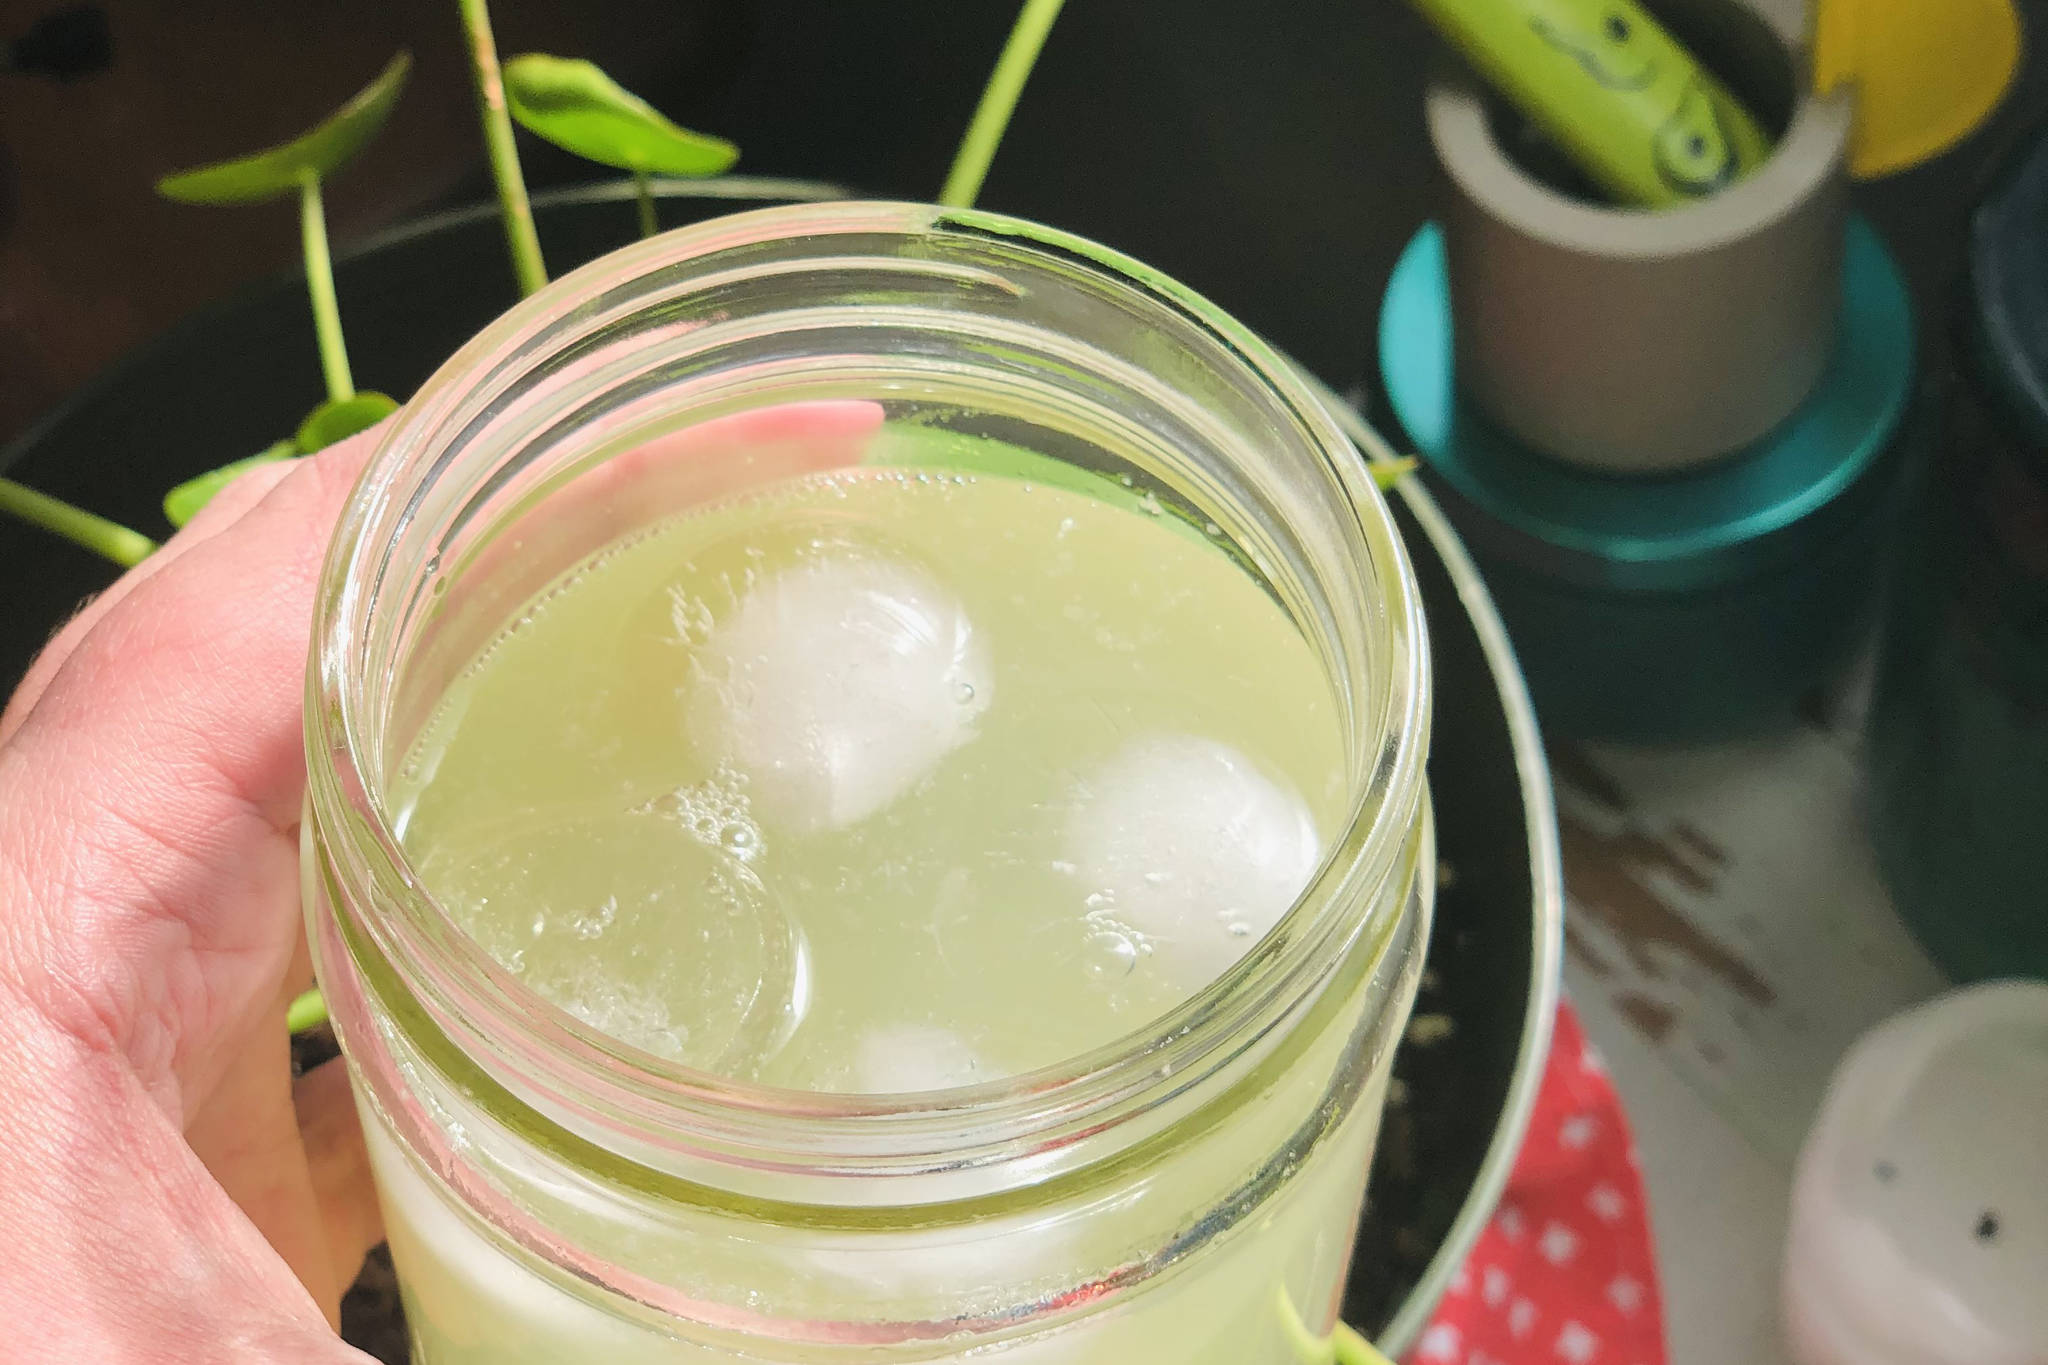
0, 0, 1075, 553
0, 0, 1077, 1033
5, 0, 2041, 452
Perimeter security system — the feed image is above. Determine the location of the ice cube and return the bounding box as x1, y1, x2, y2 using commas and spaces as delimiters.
366, 1121, 660, 1357
418, 802, 804, 1077
800, 1028, 1076, 1300
852, 1024, 986, 1095
799, 1209, 1077, 1309
1064, 734, 1322, 993
687, 556, 991, 833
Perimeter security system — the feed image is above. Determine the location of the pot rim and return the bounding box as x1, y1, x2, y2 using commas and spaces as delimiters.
1306, 375, 1563, 1356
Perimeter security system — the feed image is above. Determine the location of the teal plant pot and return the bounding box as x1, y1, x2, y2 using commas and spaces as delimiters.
1865, 131, 2048, 982
1379, 217, 1918, 743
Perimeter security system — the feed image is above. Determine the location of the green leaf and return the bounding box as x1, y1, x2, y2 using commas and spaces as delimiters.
157, 52, 413, 205
296, 391, 398, 454
167, 395, 397, 527
162, 441, 296, 528
1370, 456, 1418, 490
1330, 1325, 1395, 1365
1272, 1286, 1393, 1365
503, 54, 737, 175
286, 987, 329, 1034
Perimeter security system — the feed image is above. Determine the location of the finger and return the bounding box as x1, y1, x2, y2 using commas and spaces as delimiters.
5, 429, 375, 824
415, 400, 884, 688
0, 433, 377, 1104
296, 1058, 382, 1308
491, 398, 884, 569
4, 399, 871, 746
596, 398, 884, 501
1, 452, 321, 745
284, 911, 317, 1008
186, 991, 350, 1329
0, 1001, 374, 1362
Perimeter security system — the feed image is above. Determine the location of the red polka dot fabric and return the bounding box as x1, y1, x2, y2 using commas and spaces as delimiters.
1410, 1001, 1666, 1365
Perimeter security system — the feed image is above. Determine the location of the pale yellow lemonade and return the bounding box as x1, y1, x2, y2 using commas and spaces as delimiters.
371, 448, 1412, 1361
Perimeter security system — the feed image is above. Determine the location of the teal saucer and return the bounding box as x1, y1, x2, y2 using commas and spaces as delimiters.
1377, 217, 1920, 741
1380, 219, 1914, 594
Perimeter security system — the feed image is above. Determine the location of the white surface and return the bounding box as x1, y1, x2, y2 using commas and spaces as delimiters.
1570, 987, 1795, 1365
1555, 669, 1954, 1365
1782, 982, 2048, 1365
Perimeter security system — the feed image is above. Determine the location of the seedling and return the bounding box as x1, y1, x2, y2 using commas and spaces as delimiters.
504, 55, 738, 238
157, 52, 411, 412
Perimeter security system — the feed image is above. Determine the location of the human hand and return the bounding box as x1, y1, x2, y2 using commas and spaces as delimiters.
0, 435, 381, 1362
0, 399, 887, 1363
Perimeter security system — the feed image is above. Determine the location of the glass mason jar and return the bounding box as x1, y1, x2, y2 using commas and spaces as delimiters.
304, 201, 1434, 1364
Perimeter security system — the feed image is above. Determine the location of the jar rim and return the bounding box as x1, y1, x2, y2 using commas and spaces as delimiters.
306, 199, 1431, 1174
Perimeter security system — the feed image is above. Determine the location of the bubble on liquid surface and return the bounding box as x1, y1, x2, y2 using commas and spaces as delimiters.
415, 806, 805, 1076
569, 896, 617, 940
1083, 928, 1141, 981
637, 764, 765, 866
1062, 734, 1322, 993
553, 960, 693, 1062
685, 556, 992, 833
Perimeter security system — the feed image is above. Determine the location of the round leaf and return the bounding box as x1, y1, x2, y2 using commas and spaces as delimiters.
1370, 456, 1417, 490
296, 391, 399, 454
162, 441, 296, 528
286, 988, 329, 1033
157, 52, 413, 205
503, 54, 738, 176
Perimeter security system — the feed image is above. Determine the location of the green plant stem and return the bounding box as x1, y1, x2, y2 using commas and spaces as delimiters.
298, 175, 354, 404
457, 0, 547, 296
634, 168, 657, 238
0, 479, 156, 566
938, 0, 1068, 208
286, 987, 329, 1034
1331, 1324, 1395, 1365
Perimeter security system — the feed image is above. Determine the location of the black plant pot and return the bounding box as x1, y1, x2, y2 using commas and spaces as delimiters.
0, 183, 1559, 1357
0, 179, 850, 688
